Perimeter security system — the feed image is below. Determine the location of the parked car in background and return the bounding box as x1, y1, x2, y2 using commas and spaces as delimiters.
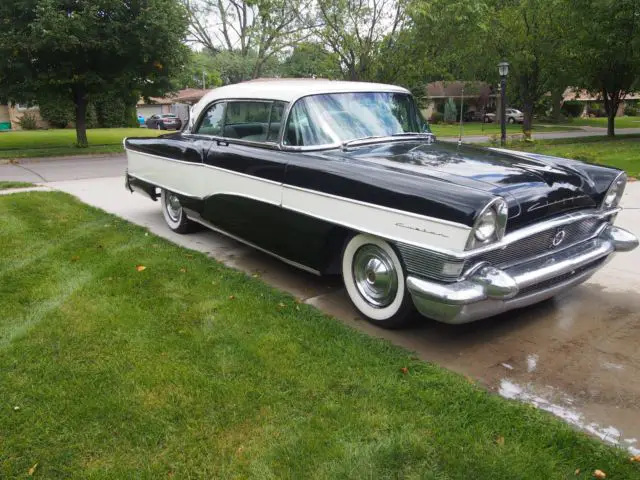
506, 108, 524, 124
124, 80, 638, 329
463, 110, 485, 122
483, 112, 496, 123
145, 113, 183, 130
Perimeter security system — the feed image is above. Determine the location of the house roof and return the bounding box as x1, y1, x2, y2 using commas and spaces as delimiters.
138, 88, 212, 106
563, 88, 640, 102
426, 81, 495, 99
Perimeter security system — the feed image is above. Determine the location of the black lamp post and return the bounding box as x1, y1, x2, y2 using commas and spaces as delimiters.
498, 61, 509, 146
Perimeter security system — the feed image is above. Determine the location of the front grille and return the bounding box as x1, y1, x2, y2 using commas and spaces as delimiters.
473, 217, 605, 268
396, 243, 465, 282
516, 257, 606, 297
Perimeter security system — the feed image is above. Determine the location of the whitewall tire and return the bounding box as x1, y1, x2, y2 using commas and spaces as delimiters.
161, 189, 193, 234
342, 233, 415, 328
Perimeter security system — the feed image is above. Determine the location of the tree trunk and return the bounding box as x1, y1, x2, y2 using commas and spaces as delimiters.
607, 113, 615, 137
551, 88, 563, 123
74, 86, 88, 147
602, 89, 618, 137
522, 102, 534, 133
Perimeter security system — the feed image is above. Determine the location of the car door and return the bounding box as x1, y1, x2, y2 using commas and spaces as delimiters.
193, 100, 293, 254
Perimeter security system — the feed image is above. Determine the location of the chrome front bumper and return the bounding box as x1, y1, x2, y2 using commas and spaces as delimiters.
406, 225, 638, 324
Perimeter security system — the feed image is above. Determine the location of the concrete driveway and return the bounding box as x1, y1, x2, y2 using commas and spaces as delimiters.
3, 155, 640, 455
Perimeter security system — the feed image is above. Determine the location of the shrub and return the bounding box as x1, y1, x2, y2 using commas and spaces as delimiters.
38, 96, 75, 129
587, 102, 606, 117
17, 111, 39, 130
443, 97, 457, 123
430, 112, 443, 124
561, 100, 584, 118
624, 105, 638, 116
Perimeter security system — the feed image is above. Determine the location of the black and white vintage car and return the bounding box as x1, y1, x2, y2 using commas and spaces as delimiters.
124, 80, 638, 328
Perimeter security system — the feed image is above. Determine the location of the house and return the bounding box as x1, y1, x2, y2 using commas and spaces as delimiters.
562, 88, 640, 117
137, 88, 211, 123
0, 103, 49, 130
424, 81, 497, 118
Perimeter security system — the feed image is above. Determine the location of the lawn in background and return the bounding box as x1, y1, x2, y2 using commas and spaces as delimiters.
1, 192, 638, 479
430, 122, 573, 137
506, 135, 640, 177
567, 116, 640, 129
0, 181, 34, 190
0, 128, 163, 159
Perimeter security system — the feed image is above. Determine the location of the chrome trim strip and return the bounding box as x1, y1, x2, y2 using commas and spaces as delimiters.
183, 209, 321, 276
126, 149, 620, 259
125, 148, 284, 187
283, 184, 469, 230
127, 173, 193, 199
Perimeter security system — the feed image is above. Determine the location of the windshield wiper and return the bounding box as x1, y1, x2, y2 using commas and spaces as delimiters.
342, 132, 434, 148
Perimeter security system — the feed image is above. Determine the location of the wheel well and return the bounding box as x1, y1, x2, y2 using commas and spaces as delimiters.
322, 226, 355, 275
321, 228, 407, 276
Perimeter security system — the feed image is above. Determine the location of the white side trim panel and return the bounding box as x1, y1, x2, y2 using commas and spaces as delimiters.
126, 149, 282, 206
126, 148, 471, 253
282, 186, 471, 252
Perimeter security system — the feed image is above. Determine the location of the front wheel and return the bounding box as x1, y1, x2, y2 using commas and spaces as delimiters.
161, 189, 194, 233
341, 234, 415, 329
508, 117, 516, 124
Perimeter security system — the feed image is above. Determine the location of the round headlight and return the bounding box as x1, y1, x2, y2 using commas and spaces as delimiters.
475, 209, 497, 242
603, 173, 626, 209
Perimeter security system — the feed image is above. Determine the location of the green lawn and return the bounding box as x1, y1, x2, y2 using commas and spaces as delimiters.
566, 116, 640, 129
0, 181, 34, 190
431, 122, 573, 137
1, 192, 638, 479
506, 135, 640, 177
0, 128, 163, 159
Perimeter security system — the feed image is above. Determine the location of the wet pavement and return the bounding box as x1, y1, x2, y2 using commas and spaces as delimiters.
2, 171, 640, 455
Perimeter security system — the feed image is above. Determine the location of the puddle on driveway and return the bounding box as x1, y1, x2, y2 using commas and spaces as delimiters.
498, 379, 640, 455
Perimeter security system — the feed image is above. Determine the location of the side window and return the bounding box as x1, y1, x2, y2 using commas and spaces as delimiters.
195, 102, 225, 135
266, 101, 286, 142
223, 101, 271, 142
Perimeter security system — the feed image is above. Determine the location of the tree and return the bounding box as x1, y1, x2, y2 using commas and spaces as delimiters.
313, 0, 407, 81
183, 0, 312, 79
281, 42, 342, 79
0, 0, 189, 146
443, 97, 457, 123
567, 0, 640, 136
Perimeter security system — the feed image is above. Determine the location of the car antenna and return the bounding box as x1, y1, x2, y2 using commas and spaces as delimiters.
458, 84, 464, 146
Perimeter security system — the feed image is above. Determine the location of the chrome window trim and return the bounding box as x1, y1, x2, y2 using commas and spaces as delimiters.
278, 91, 429, 151
184, 97, 287, 150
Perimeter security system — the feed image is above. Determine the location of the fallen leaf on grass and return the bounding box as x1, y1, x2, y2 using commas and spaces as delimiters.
28, 463, 38, 476
631, 454, 640, 462
71, 255, 80, 262
495, 436, 505, 446
13, 406, 20, 411
252, 273, 261, 278
278, 302, 286, 308
593, 469, 606, 479
575, 468, 580, 475
135, 265, 146, 272
400, 367, 409, 375
180, 268, 187, 273
228, 295, 236, 300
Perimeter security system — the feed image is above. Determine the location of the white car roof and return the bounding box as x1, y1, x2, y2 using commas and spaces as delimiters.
190, 79, 409, 126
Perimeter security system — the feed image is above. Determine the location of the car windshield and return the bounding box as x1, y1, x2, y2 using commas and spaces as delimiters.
284, 92, 430, 147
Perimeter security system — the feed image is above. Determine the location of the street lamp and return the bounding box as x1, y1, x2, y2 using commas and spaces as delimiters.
498, 61, 509, 146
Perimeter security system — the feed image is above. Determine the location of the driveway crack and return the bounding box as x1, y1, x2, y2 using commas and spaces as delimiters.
14, 162, 47, 182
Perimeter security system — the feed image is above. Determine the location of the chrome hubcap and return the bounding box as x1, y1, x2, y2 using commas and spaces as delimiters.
352, 245, 398, 308
166, 193, 182, 222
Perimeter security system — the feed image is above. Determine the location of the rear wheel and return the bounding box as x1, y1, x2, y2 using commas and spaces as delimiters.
161, 189, 193, 233
341, 233, 415, 329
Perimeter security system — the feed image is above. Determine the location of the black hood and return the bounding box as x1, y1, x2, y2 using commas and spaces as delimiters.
321, 141, 616, 230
